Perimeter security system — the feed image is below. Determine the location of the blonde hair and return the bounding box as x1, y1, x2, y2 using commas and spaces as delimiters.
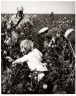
20, 39, 34, 53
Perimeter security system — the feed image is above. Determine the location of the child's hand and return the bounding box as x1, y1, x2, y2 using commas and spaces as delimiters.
6, 56, 14, 63
12, 61, 17, 67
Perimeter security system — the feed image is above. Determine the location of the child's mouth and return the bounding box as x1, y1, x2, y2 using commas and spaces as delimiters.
22, 52, 25, 55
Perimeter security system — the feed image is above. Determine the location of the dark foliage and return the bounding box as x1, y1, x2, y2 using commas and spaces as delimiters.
1, 14, 75, 94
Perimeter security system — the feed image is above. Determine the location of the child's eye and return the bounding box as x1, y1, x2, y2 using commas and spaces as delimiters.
24, 48, 26, 50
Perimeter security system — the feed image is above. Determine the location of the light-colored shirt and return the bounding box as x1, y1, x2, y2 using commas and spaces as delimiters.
14, 48, 48, 71
7, 14, 33, 30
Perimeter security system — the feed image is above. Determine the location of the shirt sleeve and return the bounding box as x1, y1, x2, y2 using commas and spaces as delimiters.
14, 55, 28, 64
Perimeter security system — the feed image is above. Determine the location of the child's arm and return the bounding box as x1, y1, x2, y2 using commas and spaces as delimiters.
12, 55, 28, 67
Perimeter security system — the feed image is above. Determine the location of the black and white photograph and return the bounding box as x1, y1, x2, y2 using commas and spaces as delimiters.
1, 0, 75, 94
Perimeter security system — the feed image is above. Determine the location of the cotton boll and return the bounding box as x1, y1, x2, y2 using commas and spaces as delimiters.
3, 50, 7, 55
21, 32, 24, 35
33, 15, 37, 19
64, 17, 67, 19
51, 45, 54, 48
43, 84, 48, 89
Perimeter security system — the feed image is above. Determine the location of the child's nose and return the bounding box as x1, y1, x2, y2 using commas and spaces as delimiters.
21, 49, 24, 53
20, 49, 23, 52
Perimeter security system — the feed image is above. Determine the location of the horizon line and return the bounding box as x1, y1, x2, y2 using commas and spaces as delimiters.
1, 13, 75, 14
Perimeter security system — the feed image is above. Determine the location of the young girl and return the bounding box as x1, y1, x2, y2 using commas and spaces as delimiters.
12, 39, 48, 81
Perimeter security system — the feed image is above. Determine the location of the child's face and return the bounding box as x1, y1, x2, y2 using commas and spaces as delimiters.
20, 40, 33, 55
20, 45, 27, 55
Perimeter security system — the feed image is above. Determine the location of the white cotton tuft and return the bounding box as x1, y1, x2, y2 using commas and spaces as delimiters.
43, 84, 48, 89
38, 73, 45, 81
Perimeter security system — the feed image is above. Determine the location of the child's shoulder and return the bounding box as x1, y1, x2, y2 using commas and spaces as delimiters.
27, 48, 43, 61
33, 48, 41, 53
33, 48, 43, 56
27, 48, 43, 57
